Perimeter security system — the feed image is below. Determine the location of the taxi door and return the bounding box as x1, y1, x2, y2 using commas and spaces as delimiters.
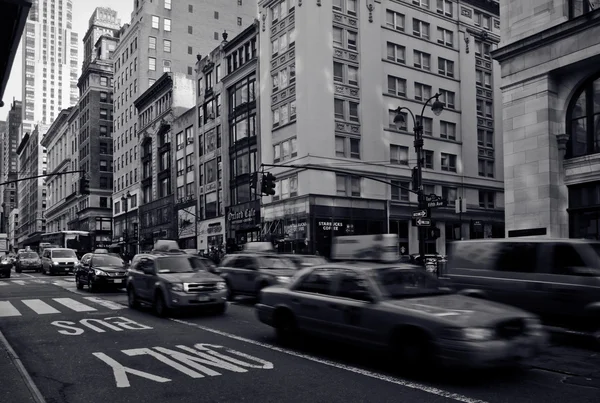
327, 269, 381, 345
291, 268, 340, 335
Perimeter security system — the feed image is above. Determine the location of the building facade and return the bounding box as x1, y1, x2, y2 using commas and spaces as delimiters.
494, 1, 600, 240
1, 100, 22, 241
133, 73, 195, 252
112, 0, 259, 250
172, 107, 197, 250
41, 107, 77, 233
257, 0, 504, 257
76, 14, 120, 249
21, 0, 79, 133
16, 125, 48, 248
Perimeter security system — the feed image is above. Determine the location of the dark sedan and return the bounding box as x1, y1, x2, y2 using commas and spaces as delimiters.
75, 253, 127, 292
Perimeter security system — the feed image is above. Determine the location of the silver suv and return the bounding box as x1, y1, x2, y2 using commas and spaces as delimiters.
126, 249, 228, 317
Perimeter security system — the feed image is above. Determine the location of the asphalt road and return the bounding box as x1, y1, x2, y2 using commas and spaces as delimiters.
1, 270, 599, 403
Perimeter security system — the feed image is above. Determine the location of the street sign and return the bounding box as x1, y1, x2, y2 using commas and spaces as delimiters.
411, 210, 428, 218
415, 218, 432, 227
427, 199, 448, 208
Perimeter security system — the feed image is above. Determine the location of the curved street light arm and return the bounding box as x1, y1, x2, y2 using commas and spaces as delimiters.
419, 92, 442, 121
395, 106, 418, 128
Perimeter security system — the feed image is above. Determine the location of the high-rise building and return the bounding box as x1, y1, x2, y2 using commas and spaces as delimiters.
21, 0, 79, 134
1, 100, 23, 244
494, 1, 600, 239
111, 0, 258, 253
257, 0, 504, 257
195, 25, 260, 253
16, 124, 48, 249
75, 9, 120, 248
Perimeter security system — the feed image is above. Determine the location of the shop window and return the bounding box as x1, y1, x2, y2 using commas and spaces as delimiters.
566, 72, 600, 158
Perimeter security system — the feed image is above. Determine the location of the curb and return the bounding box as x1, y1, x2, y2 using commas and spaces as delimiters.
0, 330, 46, 403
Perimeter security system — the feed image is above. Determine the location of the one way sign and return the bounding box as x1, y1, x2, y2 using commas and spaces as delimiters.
412, 210, 427, 218
415, 218, 432, 227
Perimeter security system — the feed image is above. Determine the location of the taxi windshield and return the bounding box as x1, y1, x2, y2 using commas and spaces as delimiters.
92, 255, 124, 267
374, 268, 451, 299
156, 256, 208, 273
259, 256, 295, 270
20, 252, 39, 259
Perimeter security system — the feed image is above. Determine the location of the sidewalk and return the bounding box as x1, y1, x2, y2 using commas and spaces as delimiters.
0, 331, 42, 403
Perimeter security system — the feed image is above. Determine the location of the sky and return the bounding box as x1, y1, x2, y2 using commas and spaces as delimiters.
1, 0, 134, 121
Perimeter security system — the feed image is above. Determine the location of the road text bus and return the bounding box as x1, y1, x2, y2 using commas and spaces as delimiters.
40, 231, 93, 257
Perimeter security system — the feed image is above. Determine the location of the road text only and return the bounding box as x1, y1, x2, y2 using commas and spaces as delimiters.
94, 343, 274, 388
51, 317, 153, 335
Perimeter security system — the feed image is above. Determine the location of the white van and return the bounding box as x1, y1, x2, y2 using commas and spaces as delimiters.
331, 234, 399, 262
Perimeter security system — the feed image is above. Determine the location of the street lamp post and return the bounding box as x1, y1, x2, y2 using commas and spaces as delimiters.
393, 94, 444, 262
121, 191, 131, 257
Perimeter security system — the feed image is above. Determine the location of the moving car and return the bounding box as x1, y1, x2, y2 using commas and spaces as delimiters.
127, 242, 228, 316
41, 248, 80, 275
279, 254, 328, 269
445, 238, 600, 336
15, 251, 42, 273
0, 256, 12, 278
217, 253, 297, 301
76, 253, 127, 291
255, 234, 548, 369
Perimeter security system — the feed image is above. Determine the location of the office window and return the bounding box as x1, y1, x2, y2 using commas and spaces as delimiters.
441, 153, 457, 172
100, 76, 108, 86
437, 27, 453, 47
438, 58, 454, 77
386, 42, 405, 63
424, 150, 434, 169
149, 57, 156, 71
422, 117, 433, 136
164, 39, 171, 53
189, 4, 193, 12
214, 11, 219, 19
485, 101, 493, 118
391, 180, 410, 202
414, 50, 430, 71
387, 75, 406, 97
437, 0, 453, 17
151, 16, 159, 29
100, 109, 108, 119
336, 175, 361, 197
164, 18, 171, 32
478, 158, 495, 178
238, 17, 242, 26
440, 121, 456, 140
188, 26, 193, 34
439, 89, 455, 109
385, 10, 405, 31
335, 136, 361, 159
149, 36, 156, 50
412, 19, 430, 39
414, 82, 432, 101
334, 98, 344, 119
165, 0, 171, 10
390, 145, 409, 165
479, 191, 495, 208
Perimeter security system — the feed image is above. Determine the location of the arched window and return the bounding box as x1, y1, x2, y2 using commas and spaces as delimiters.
566, 73, 600, 158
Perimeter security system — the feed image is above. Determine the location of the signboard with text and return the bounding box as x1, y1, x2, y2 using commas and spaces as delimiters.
226, 200, 260, 230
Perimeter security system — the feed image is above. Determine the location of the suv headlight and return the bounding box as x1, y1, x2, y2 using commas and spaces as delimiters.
170, 283, 184, 292
444, 327, 494, 341
216, 281, 226, 290
94, 269, 107, 276
276, 276, 291, 284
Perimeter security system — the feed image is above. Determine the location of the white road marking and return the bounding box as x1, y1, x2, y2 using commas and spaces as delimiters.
11, 280, 26, 285
20, 273, 35, 278
32, 280, 46, 284
53, 298, 97, 312
0, 301, 21, 317
22, 299, 60, 315
93, 352, 171, 388
170, 318, 489, 403
83, 297, 124, 310
0, 282, 7, 286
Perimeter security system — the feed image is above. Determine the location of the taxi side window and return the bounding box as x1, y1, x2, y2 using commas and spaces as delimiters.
220, 256, 235, 267
552, 244, 585, 275
336, 271, 371, 301
234, 257, 251, 269
296, 269, 335, 295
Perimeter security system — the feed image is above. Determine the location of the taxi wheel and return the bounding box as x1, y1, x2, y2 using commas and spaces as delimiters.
89, 277, 98, 292
76, 276, 84, 290
274, 309, 297, 343
154, 292, 169, 317
127, 286, 139, 309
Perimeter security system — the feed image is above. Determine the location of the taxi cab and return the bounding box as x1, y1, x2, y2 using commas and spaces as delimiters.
255, 234, 548, 369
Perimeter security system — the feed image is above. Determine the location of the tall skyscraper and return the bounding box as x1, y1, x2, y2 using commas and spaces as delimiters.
1, 100, 22, 239
111, 0, 257, 252
21, 0, 79, 134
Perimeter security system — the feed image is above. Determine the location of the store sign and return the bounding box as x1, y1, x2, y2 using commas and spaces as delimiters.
226, 201, 260, 227
318, 221, 343, 231
207, 225, 222, 234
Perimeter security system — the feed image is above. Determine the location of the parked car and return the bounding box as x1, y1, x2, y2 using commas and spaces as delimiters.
41, 248, 80, 275
76, 253, 127, 291
445, 238, 600, 336
15, 251, 42, 273
127, 244, 228, 317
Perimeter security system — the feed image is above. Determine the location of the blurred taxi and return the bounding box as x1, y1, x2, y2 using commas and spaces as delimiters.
279, 254, 328, 269
255, 234, 548, 369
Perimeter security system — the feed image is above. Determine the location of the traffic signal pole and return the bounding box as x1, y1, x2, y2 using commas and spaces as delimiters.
0, 169, 85, 187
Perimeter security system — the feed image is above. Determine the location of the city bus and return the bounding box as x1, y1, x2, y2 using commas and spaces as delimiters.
40, 231, 93, 258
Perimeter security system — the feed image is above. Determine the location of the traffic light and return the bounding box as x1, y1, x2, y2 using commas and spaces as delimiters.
79, 177, 90, 195
250, 172, 258, 189
261, 172, 276, 196
411, 166, 419, 191
427, 227, 441, 240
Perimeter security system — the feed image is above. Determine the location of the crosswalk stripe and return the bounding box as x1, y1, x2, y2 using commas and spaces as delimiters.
11, 280, 26, 285
52, 298, 97, 312
22, 299, 61, 315
0, 301, 21, 317
32, 280, 46, 284
0, 282, 7, 286
82, 297, 124, 310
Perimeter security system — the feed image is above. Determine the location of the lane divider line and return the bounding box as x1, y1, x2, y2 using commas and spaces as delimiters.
0, 330, 46, 403
168, 317, 489, 403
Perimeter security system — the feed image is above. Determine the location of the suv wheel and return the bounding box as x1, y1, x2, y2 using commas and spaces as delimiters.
154, 291, 168, 317
76, 276, 84, 290
127, 286, 139, 309
225, 281, 235, 301
214, 303, 227, 315
88, 276, 98, 292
